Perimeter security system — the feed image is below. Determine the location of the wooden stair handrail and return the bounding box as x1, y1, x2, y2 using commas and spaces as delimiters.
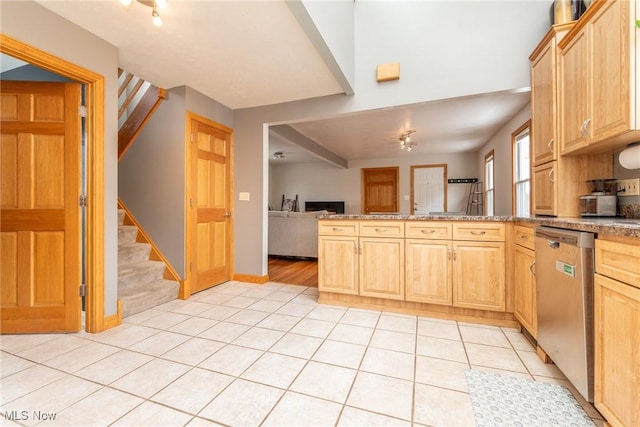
118, 78, 145, 118
118, 85, 166, 159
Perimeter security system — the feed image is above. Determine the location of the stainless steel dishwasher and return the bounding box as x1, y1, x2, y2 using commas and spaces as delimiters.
535, 226, 595, 403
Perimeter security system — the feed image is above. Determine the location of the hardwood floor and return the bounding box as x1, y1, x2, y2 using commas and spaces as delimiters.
268, 256, 318, 287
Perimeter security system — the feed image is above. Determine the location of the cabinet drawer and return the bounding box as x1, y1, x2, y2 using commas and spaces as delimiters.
318, 221, 358, 236
595, 239, 640, 288
359, 221, 404, 238
453, 223, 505, 241
405, 222, 452, 239
514, 225, 535, 250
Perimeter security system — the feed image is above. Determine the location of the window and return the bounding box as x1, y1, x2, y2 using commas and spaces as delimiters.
512, 121, 531, 216
484, 150, 494, 216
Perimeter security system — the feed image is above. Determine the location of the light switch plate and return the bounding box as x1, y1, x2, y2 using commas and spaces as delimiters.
239, 192, 250, 201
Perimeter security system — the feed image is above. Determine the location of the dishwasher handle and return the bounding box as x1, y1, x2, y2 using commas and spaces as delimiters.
547, 240, 560, 249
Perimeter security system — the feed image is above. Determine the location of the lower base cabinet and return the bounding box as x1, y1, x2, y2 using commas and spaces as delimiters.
452, 241, 505, 311
514, 244, 537, 337
317, 235, 358, 295
405, 239, 452, 305
594, 273, 640, 427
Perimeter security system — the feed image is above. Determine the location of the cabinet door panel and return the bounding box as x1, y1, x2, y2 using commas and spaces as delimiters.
453, 241, 505, 311
559, 29, 590, 154
532, 162, 557, 215
594, 274, 640, 427
405, 239, 452, 305
318, 236, 358, 295
531, 40, 557, 165
514, 245, 537, 337
359, 237, 404, 300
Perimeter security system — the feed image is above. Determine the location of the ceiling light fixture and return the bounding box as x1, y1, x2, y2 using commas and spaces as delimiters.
399, 130, 416, 151
272, 151, 285, 159
120, 0, 167, 27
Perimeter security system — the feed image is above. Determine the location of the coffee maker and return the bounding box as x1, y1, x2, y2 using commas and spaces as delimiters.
579, 179, 617, 217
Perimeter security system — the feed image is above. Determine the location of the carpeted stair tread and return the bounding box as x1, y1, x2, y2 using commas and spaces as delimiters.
118, 225, 139, 245
118, 260, 166, 292
117, 209, 125, 226
119, 279, 180, 318
118, 242, 151, 265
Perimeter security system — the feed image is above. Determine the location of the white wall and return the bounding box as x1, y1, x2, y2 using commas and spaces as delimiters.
1, 0, 120, 316
476, 103, 532, 216
270, 152, 478, 215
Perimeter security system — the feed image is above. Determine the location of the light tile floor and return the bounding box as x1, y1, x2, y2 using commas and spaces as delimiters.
0, 281, 605, 426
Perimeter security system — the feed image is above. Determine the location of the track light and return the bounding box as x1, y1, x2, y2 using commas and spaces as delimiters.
399, 130, 416, 151
152, 6, 162, 26
122, 0, 167, 27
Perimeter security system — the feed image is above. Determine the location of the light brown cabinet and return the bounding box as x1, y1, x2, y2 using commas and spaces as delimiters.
405, 222, 453, 305
513, 225, 537, 338
318, 222, 358, 295
559, 0, 640, 154
530, 23, 573, 165
594, 237, 640, 427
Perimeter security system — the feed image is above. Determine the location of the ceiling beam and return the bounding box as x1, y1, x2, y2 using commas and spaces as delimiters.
270, 124, 348, 169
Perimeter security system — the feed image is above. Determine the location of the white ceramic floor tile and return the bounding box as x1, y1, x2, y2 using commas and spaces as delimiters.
248, 299, 285, 313
279, 284, 308, 294
306, 306, 346, 322
377, 313, 417, 334
256, 313, 301, 332
312, 340, 366, 369
6, 376, 101, 426
198, 344, 263, 377
502, 328, 536, 352
415, 355, 470, 392
347, 371, 413, 421
221, 296, 260, 309
43, 341, 120, 373
417, 318, 461, 341
185, 417, 226, 427
197, 305, 240, 321
139, 312, 191, 330
151, 368, 234, 414
17, 335, 91, 363
465, 342, 527, 373
164, 301, 212, 316
416, 335, 468, 363
262, 291, 296, 303
128, 331, 190, 356
459, 324, 511, 348
0, 334, 58, 354
225, 309, 270, 326
74, 350, 153, 385
518, 349, 566, 378
89, 324, 159, 348
232, 327, 285, 350
240, 352, 307, 389
338, 407, 411, 427
262, 391, 342, 427
110, 358, 190, 398
167, 317, 218, 336
122, 309, 164, 325
290, 318, 335, 338
413, 383, 476, 426
198, 321, 250, 343
0, 353, 35, 379
199, 379, 283, 426
161, 337, 225, 366
369, 329, 416, 353
212, 285, 250, 296
0, 365, 66, 405
261, 282, 286, 291
327, 324, 374, 346
290, 293, 319, 306
275, 302, 315, 317
195, 293, 233, 305
241, 288, 275, 299
290, 361, 356, 403
339, 308, 381, 328
49, 387, 144, 426
112, 401, 192, 426
360, 347, 415, 381
268, 333, 323, 359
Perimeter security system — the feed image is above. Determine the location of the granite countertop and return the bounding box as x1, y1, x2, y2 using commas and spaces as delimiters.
320, 214, 640, 238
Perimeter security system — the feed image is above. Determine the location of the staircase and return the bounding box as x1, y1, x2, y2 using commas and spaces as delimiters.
118, 208, 179, 318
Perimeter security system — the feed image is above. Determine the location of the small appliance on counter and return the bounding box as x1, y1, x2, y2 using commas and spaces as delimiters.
579, 179, 617, 217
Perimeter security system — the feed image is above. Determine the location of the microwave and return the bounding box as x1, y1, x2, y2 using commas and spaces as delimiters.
579, 194, 617, 217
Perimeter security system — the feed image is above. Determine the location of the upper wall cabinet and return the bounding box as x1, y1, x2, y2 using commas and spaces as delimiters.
530, 23, 574, 166
558, 0, 640, 155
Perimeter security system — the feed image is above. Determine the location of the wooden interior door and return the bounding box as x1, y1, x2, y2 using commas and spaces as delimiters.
1, 81, 82, 333
188, 115, 232, 294
361, 167, 399, 214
